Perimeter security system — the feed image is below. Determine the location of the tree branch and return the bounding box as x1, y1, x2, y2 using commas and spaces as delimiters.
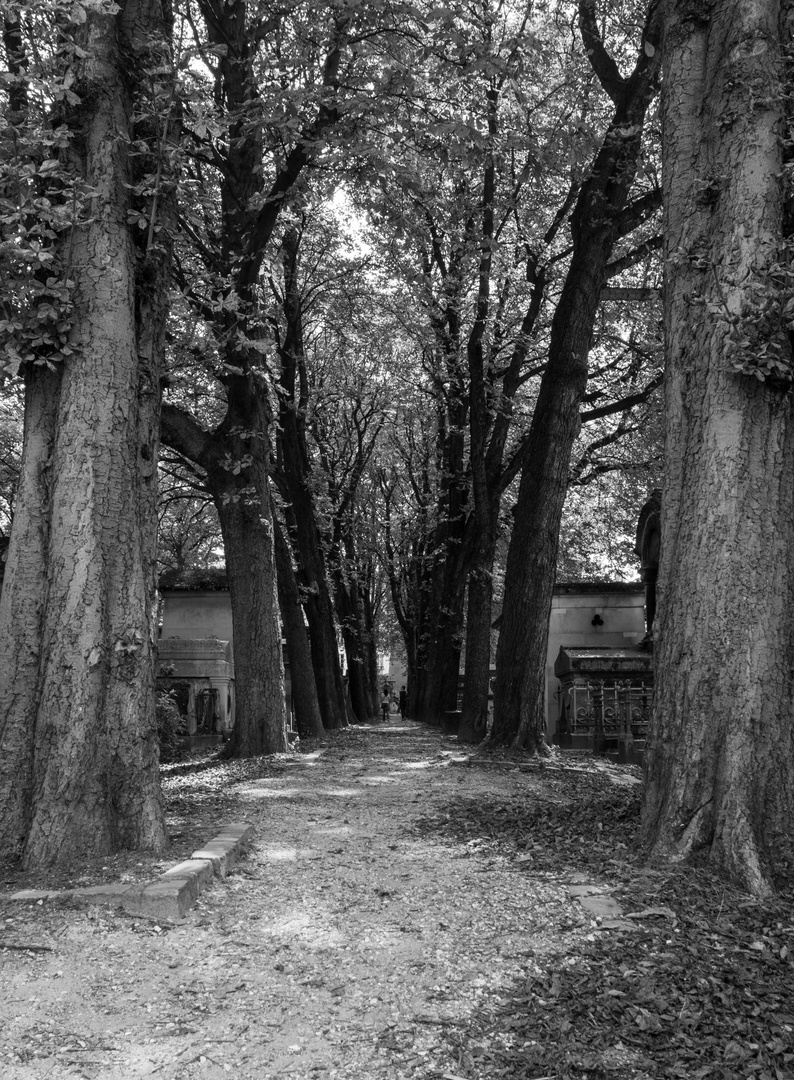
613, 187, 662, 238
578, 0, 625, 104
606, 234, 662, 277
237, 13, 351, 291
160, 403, 222, 471
580, 372, 663, 423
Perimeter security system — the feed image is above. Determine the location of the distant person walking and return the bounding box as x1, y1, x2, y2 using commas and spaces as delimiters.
399, 686, 408, 719
381, 690, 390, 723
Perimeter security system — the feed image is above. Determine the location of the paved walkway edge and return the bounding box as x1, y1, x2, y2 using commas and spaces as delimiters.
8, 823, 254, 919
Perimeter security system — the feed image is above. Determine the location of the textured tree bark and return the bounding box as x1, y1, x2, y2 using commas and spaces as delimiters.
217, 500, 287, 757
209, 404, 287, 757
273, 507, 324, 739
0, 0, 172, 865
0, 366, 61, 857
641, 0, 794, 895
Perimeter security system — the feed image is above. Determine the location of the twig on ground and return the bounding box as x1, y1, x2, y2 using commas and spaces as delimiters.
0, 941, 54, 952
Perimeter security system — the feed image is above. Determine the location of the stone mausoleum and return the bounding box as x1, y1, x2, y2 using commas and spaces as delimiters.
157, 568, 292, 742
550, 491, 661, 760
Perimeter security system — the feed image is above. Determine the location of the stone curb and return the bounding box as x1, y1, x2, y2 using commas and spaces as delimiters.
8, 822, 254, 920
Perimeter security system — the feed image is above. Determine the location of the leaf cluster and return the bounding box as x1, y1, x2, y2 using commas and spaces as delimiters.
0, 111, 78, 375
716, 253, 794, 390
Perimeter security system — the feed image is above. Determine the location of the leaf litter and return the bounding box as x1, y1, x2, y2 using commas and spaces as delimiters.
0, 721, 791, 1080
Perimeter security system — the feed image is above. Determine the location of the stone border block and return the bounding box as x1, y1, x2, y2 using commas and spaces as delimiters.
8, 889, 57, 902
118, 824, 254, 918
190, 841, 234, 877
8, 822, 254, 920
74, 884, 135, 900
210, 823, 254, 845
123, 877, 199, 919
161, 858, 215, 890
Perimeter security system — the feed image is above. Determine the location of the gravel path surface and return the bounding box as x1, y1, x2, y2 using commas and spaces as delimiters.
1, 720, 600, 1079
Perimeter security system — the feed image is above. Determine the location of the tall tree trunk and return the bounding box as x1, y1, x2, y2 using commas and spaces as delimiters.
415, 423, 467, 727
335, 580, 372, 722
362, 584, 380, 717
641, 0, 794, 895
280, 500, 349, 730
490, 0, 662, 752
416, 567, 464, 725
273, 507, 324, 739
379, 433, 462, 727
163, 387, 289, 758
490, 370, 581, 752
459, 100, 497, 747
0, 0, 173, 865
335, 569, 380, 722
214, 485, 287, 757
276, 229, 349, 730
458, 548, 495, 743
381, 482, 423, 719
0, 367, 61, 858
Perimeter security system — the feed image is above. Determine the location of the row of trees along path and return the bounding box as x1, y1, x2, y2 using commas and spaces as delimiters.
3, 722, 793, 1080
0, 0, 667, 870
1, 0, 793, 901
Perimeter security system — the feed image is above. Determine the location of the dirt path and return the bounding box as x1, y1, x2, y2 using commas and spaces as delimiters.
0, 721, 621, 1079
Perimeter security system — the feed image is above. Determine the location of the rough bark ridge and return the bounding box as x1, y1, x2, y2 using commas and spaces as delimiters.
641, 0, 794, 895
489, 0, 662, 752
0, 0, 173, 866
